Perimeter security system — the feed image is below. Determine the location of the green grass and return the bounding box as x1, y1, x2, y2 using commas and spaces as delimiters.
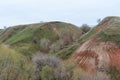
6, 29, 33, 44
55, 43, 79, 59
95, 17, 120, 47
98, 30, 120, 47
6, 23, 44, 44
78, 28, 96, 43
0, 26, 28, 42
34, 26, 59, 43
99, 31, 120, 41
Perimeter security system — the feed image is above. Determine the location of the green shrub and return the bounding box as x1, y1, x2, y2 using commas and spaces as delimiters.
0, 44, 35, 80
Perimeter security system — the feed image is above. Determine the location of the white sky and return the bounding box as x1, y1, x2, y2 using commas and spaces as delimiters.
0, 0, 120, 28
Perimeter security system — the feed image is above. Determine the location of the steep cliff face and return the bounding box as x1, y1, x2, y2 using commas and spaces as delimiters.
72, 16, 120, 79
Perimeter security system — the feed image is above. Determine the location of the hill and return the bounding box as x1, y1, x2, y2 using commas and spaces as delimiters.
0, 17, 120, 80
72, 16, 120, 79
0, 21, 83, 57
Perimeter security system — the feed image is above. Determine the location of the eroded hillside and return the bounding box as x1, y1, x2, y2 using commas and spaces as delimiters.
72, 16, 120, 80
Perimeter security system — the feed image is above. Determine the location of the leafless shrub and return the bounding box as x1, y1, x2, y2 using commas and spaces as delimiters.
80, 24, 91, 34
32, 53, 61, 68
32, 53, 69, 80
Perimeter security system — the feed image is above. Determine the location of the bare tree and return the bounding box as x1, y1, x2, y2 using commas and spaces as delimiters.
80, 24, 91, 34
32, 53, 69, 80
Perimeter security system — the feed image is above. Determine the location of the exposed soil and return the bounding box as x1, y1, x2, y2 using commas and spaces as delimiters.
72, 38, 120, 74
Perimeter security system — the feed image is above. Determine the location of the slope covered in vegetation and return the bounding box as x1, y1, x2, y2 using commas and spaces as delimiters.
0, 21, 83, 58
0, 43, 74, 80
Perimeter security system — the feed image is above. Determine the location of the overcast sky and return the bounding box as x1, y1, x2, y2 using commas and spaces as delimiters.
0, 0, 120, 28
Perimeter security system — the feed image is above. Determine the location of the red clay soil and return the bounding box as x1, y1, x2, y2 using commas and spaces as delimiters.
73, 50, 98, 74
108, 48, 120, 70
72, 38, 120, 74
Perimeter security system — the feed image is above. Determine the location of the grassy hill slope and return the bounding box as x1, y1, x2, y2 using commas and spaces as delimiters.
0, 21, 83, 58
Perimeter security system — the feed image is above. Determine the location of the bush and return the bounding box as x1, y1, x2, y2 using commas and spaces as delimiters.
80, 24, 91, 34
32, 53, 69, 80
0, 44, 35, 80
